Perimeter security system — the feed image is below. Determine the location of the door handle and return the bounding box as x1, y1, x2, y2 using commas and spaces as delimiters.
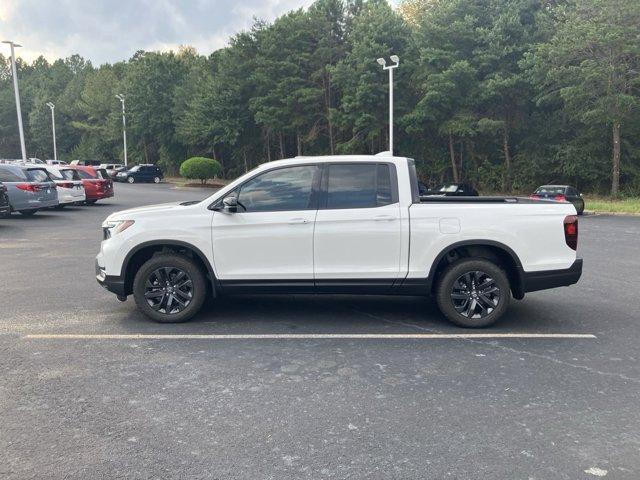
288, 218, 310, 225
373, 215, 395, 221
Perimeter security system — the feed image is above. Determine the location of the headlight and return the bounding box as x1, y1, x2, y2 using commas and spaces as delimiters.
102, 219, 134, 239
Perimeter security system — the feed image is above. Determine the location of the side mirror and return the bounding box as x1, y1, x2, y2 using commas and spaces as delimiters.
223, 195, 238, 213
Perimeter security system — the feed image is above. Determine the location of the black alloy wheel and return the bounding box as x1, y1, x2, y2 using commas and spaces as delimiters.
133, 253, 207, 323
435, 258, 511, 328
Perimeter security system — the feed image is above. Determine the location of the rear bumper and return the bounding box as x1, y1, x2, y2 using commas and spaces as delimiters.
521, 259, 583, 293
96, 260, 126, 296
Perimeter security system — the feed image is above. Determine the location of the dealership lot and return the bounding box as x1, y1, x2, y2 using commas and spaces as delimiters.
1, 183, 639, 479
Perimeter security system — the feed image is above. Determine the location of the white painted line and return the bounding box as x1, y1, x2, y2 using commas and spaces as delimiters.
23, 333, 597, 340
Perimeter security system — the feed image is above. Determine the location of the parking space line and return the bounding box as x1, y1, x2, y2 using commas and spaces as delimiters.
23, 333, 597, 340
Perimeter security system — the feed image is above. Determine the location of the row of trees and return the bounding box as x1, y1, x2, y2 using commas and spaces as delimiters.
1, 0, 638, 194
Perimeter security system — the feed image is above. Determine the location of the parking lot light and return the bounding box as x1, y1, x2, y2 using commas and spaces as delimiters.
2, 40, 27, 161
45, 102, 57, 161
376, 55, 400, 155
115, 94, 128, 167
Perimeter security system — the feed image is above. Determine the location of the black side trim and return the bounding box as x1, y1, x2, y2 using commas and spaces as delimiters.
219, 278, 407, 295
521, 259, 583, 293
219, 279, 315, 294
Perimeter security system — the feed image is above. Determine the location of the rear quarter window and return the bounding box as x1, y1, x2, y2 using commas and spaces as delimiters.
0, 167, 26, 182
27, 169, 52, 182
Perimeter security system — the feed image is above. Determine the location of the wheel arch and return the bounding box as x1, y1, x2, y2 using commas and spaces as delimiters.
427, 240, 525, 299
121, 240, 217, 297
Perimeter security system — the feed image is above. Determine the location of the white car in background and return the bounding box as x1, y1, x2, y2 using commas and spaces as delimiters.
41, 165, 86, 208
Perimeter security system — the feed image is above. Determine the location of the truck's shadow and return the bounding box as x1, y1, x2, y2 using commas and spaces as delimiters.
112, 293, 572, 334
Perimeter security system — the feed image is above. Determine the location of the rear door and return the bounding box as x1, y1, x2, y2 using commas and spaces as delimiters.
313, 162, 402, 285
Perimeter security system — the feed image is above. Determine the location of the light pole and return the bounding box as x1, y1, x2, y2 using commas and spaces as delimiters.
2, 40, 27, 161
45, 102, 57, 161
115, 94, 128, 167
376, 55, 400, 155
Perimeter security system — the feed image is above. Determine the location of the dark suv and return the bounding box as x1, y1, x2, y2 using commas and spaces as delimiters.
115, 164, 164, 184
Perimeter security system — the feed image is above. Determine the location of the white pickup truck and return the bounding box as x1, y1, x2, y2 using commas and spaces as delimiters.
96, 155, 582, 327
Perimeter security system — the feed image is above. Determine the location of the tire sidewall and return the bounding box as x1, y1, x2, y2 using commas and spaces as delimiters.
436, 258, 511, 328
133, 254, 207, 323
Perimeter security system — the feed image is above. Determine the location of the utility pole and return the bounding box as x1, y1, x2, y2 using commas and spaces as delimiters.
2, 40, 27, 161
115, 94, 128, 167
376, 55, 400, 155
46, 102, 57, 161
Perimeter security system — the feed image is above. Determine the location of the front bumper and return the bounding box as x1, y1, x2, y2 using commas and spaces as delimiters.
96, 260, 126, 297
521, 258, 583, 293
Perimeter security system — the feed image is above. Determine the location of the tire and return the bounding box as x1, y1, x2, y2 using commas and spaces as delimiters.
133, 253, 207, 323
53, 204, 65, 210
18, 209, 37, 216
85, 199, 97, 205
127, 176, 135, 184
435, 258, 511, 328
153, 176, 160, 184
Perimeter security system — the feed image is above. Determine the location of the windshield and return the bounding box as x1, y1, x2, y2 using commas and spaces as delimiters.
437, 184, 460, 193
95, 169, 109, 179
535, 186, 565, 195
60, 169, 80, 180
128, 166, 140, 172
76, 169, 96, 179
27, 169, 52, 182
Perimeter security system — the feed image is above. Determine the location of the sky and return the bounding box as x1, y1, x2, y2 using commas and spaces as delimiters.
0, 0, 331, 65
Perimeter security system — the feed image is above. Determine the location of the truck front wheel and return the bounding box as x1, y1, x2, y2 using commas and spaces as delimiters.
435, 258, 511, 328
133, 253, 207, 323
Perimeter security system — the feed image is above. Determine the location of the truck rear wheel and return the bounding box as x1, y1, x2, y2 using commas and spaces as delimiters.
133, 253, 207, 323
435, 258, 510, 328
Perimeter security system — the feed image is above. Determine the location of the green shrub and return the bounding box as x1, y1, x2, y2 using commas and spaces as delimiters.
179, 157, 222, 184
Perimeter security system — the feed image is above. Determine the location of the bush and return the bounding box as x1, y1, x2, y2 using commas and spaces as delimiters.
179, 157, 222, 184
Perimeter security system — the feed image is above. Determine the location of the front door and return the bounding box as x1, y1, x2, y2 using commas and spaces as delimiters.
313, 163, 402, 285
211, 164, 320, 284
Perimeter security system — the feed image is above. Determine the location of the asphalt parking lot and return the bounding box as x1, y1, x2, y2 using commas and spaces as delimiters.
1, 183, 639, 479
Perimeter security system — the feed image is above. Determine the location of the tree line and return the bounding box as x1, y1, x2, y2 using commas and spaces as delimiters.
0, 0, 638, 195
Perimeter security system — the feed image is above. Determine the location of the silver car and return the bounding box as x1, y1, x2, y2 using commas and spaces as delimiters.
0, 164, 59, 216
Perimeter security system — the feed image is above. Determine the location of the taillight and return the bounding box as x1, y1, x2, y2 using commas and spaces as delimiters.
57, 182, 75, 189
564, 215, 578, 250
554, 194, 567, 202
16, 183, 40, 192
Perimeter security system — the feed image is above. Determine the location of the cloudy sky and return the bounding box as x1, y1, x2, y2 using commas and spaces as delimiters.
0, 0, 335, 64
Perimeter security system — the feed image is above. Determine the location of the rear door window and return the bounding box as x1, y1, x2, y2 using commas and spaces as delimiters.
325, 163, 395, 209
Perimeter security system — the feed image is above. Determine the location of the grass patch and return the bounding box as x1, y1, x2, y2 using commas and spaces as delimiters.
585, 197, 640, 214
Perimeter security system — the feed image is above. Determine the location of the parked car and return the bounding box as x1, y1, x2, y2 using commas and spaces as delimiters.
0, 182, 10, 218
100, 163, 126, 178
68, 166, 114, 204
530, 185, 585, 215
0, 164, 59, 215
70, 160, 102, 167
115, 164, 163, 184
41, 166, 86, 207
424, 183, 479, 197
96, 155, 582, 328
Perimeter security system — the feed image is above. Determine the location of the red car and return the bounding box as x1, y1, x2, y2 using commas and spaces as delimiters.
68, 166, 114, 204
